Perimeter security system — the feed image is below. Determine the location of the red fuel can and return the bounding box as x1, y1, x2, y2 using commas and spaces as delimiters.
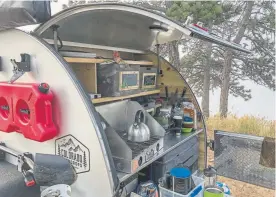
0, 82, 58, 142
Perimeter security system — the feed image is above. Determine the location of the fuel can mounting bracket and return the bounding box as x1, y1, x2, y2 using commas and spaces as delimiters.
9, 53, 31, 83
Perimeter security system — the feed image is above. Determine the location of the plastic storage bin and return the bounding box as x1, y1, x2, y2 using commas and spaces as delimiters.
97, 62, 140, 97
159, 174, 204, 197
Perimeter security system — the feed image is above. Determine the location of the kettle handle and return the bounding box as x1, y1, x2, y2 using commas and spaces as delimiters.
135, 110, 145, 123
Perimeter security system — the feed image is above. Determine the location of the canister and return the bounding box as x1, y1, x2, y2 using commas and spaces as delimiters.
169, 167, 192, 195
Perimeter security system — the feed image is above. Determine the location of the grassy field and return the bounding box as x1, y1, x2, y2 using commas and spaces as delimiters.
206, 114, 275, 138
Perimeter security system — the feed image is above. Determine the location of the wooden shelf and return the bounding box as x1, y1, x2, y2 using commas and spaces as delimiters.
64, 57, 154, 66
92, 90, 160, 104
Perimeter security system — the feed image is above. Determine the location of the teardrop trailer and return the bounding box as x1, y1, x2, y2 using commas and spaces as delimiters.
0, 3, 252, 197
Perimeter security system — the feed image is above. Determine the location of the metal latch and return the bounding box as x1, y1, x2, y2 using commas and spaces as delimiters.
9, 53, 31, 83
207, 140, 214, 151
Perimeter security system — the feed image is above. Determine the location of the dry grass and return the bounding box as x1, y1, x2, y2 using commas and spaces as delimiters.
206, 114, 275, 197
206, 114, 275, 138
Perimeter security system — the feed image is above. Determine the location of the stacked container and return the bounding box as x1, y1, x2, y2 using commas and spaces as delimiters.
97, 62, 140, 97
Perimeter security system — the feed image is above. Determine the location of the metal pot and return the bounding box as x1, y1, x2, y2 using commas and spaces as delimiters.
127, 110, 150, 142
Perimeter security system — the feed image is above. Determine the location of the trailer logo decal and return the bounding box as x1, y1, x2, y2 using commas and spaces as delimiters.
55, 135, 90, 174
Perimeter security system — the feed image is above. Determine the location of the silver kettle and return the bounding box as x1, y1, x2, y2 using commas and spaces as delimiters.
128, 110, 150, 142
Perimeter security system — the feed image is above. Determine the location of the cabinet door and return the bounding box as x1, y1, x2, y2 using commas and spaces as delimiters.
213, 130, 275, 190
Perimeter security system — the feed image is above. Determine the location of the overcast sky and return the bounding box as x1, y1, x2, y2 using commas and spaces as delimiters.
199, 82, 275, 120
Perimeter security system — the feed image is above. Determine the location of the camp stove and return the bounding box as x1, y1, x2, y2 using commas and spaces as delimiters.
115, 131, 164, 173
96, 100, 166, 173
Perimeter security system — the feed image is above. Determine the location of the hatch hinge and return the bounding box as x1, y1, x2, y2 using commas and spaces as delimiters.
9, 53, 31, 83
51, 25, 62, 51
207, 140, 214, 151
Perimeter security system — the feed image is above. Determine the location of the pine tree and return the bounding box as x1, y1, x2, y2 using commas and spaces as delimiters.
166, 1, 235, 117
83, 152, 87, 168
213, 1, 275, 117
57, 145, 61, 155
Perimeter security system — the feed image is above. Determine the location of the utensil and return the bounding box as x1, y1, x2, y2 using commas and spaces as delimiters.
181, 87, 186, 98
128, 110, 150, 142
169, 88, 179, 106
165, 86, 169, 102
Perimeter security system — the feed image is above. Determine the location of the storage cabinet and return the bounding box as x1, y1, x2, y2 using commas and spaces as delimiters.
66, 57, 160, 104
151, 136, 199, 183
70, 63, 97, 93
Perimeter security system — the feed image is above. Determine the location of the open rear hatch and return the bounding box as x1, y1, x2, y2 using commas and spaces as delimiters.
0, 2, 250, 53
34, 3, 250, 53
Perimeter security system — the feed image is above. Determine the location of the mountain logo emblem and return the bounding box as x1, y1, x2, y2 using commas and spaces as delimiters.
55, 135, 90, 174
